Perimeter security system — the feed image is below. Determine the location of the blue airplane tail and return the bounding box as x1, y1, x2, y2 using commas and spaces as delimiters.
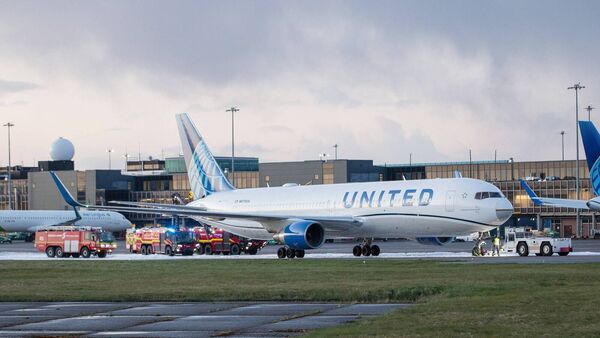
176, 113, 235, 199
580, 121, 600, 195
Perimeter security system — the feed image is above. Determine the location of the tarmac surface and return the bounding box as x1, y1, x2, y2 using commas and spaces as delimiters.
3, 239, 600, 263
0, 302, 408, 337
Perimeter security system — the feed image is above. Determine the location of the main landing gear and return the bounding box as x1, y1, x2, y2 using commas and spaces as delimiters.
353, 239, 380, 257
277, 246, 305, 259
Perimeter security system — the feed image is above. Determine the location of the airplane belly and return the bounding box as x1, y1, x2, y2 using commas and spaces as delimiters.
350, 215, 494, 238
193, 217, 273, 240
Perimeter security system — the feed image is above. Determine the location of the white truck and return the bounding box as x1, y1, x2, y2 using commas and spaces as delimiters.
504, 228, 572, 257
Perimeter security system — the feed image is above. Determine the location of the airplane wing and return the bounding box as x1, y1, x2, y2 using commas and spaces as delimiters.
50, 172, 361, 231
108, 200, 205, 210
520, 179, 589, 210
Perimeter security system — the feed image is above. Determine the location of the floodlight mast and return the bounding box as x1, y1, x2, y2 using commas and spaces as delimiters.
568, 83, 584, 238
3, 122, 14, 210
226, 107, 239, 186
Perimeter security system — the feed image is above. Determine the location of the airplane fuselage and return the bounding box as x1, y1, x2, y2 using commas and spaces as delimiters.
0, 210, 132, 232
189, 178, 513, 240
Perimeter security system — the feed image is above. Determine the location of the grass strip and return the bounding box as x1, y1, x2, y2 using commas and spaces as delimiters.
1, 259, 599, 336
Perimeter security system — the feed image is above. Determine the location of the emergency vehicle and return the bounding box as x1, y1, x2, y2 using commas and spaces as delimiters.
193, 226, 266, 255
126, 226, 196, 256
194, 227, 241, 255
35, 226, 116, 258
504, 228, 572, 257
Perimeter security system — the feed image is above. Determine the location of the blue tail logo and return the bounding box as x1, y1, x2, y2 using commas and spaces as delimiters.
580, 121, 600, 195
176, 113, 235, 199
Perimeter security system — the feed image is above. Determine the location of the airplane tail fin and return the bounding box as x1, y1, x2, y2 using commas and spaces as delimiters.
176, 113, 235, 199
520, 179, 542, 206
49, 171, 83, 220
579, 121, 600, 195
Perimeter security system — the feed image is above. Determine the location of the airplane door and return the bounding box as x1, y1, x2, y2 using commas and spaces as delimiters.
445, 191, 456, 212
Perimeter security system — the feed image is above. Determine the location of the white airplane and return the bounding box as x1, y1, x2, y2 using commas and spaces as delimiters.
0, 209, 132, 233
521, 120, 600, 210
50, 113, 513, 258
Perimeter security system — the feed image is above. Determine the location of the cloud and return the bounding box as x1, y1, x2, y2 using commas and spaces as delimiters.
0, 80, 39, 96
0, 1, 599, 169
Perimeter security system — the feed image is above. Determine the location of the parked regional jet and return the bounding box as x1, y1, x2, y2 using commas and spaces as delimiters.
0, 210, 132, 233
521, 120, 600, 211
50, 113, 513, 258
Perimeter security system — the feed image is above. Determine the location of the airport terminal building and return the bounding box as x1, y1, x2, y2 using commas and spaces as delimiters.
0, 156, 596, 238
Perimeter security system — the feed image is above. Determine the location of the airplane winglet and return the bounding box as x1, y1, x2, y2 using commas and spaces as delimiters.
520, 179, 542, 206
50, 171, 86, 208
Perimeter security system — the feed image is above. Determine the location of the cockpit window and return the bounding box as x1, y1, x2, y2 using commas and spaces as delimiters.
475, 192, 502, 200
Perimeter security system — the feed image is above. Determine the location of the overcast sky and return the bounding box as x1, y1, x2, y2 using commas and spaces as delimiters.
1, 0, 599, 170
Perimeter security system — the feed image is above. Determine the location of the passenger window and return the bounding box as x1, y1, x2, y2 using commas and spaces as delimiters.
475, 192, 482, 200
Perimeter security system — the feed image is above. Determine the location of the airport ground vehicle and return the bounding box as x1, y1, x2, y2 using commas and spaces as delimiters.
504, 228, 572, 257
126, 227, 196, 256
194, 226, 240, 255
0, 234, 12, 244
193, 226, 266, 255
8, 232, 32, 241
35, 226, 116, 258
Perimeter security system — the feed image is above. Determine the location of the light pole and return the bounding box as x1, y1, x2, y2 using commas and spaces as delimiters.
568, 82, 585, 238
585, 105, 595, 121
226, 107, 239, 186
3, 122, 14, 210
123, 153, 130, 171
560, 131, 565, 161
333, 144, 338, 160
319, 153, 329, 184
106, 149, 114, 169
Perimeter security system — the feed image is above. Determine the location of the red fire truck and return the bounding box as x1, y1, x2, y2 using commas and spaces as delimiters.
193, 226, 266, 255
126, 227, 196, 256
35, 226, 116, 258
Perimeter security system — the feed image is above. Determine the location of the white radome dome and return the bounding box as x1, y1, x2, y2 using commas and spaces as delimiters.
50, 137, 75, 161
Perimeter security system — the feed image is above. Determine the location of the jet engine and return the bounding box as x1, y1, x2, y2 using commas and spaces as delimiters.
273, 221, 325, 250
415, 237, 454, 246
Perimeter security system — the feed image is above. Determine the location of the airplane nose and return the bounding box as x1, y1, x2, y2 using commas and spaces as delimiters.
495, 199, 514, 222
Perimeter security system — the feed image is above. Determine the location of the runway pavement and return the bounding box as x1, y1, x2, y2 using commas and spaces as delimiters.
2, 239, 600, 263
0, 302, 408, 337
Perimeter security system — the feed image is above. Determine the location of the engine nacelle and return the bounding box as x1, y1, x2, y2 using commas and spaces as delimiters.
415, 237, 454, 246
273, 221, 325, 250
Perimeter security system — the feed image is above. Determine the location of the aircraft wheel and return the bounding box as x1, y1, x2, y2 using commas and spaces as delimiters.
295, 250, 305, 258
45, 246, 55, 258
286, 248, 296, 259
541, 243, 553, 256
80, 246, 91, 258
277, 247, 287, 259
55, 247, 64, 258
352, 245, 362, 257
362, 244, 371, 257
517, 242, 529, 257
371, 245, 380, 256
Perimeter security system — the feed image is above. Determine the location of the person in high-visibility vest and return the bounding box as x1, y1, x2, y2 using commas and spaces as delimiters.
492, 235, 501, 256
